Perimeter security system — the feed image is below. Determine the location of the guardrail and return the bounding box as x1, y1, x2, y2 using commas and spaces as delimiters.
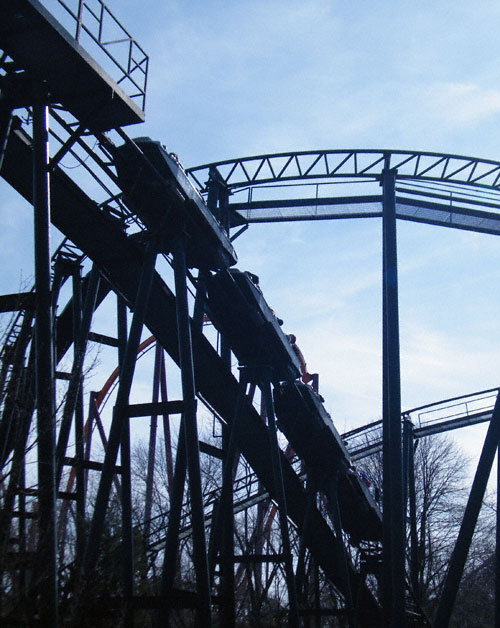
407, 388, 498, 430
342, 387, 499, 459
49, 0, 149, 111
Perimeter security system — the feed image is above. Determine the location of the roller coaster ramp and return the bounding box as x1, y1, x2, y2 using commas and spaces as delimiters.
1, 118, 386, 624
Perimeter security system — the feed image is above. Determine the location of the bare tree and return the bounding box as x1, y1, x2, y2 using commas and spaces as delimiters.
360, 433, 470, 617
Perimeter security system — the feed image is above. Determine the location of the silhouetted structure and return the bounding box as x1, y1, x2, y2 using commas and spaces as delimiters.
1, 2, 500, 627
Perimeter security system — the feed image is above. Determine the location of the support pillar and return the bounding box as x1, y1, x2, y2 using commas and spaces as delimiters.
260, 374, 300, 628
80, 241, 157, 620
434, 391, 500, 628
143, 342, 162, 541
328, 474, 356, 627
381, 165, 405, 628
496, 444, 500, 628
55, 265, 100, 486
207, 166, 231, 233
171, 235, 212, 627
33, 89, 58, 627
407, 424, 420, 605
0, 104, 13, 171
208, 369, 251, 624
117, 295, 135, 628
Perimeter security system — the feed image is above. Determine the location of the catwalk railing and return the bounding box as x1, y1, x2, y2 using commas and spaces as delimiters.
343, 386, 499, 460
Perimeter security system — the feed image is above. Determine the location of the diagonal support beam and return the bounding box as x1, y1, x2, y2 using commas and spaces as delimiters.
434, 391, 500, 628
78, 240, 157, 605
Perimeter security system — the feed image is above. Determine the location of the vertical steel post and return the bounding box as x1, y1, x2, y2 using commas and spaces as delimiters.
159, 353, 174, 494
220, 421, 236, 626
209, 370, 249, 623
160, 419, 187, 622
143, 342, 162, 541
75, 0, 84, 40
117, 295, 135, 628
313, 559, 321, 628
381, 165, 405, 628
0, 105, 13, 171
56, 266, 100, 486
434, 391, 500, 628
32, 90, 58, 627
193, 270, 209, 331
260, 375, 300, 628
207, 166, 231, 233
172, 235, 212, 627
382, 198, 393, 626
81, 241, 157, 585
295, 478, 316, 604
402, 418, 411, 517
496, 445, 500, 628
18, 464, 27, 612
407, 426, 420, 605
328, 474, 356, 627
72, 264, 85, 563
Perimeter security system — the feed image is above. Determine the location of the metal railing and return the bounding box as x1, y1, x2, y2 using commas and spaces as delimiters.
409, 387, 498, 431
52, 0, 149, 111
341, 387, 499, 459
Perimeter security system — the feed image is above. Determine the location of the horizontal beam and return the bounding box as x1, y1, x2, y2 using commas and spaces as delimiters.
0, 291, 34, 311
226, 193, 500, 235
122, 400, 185, 418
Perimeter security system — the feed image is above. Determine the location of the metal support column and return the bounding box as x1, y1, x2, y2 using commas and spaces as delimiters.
159, 354, 174, 495
496, 444, 500, 628
32, 88, 58, 627
143, 342, 162, 541
295, 478, 316, 605
80, 241, 157, 604
407, 425, 420, 605
381, 165, 405, 628
260, 374, 300, 628
328, 474, 356, 628
434, 391, 500, 628
208, 369, 249, 624
172, 235, 212, 627
160, 419, 187, 620
219, 399, 238, 627
117, 294, 135, 628
402, 417, 411, 516
55, 265, 101, 486
207, 166, 231, 233
72, 267, 86, 563
0, 104, 13, 171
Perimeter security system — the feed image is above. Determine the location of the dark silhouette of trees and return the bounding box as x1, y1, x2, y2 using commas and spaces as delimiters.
359, 431, 498, 625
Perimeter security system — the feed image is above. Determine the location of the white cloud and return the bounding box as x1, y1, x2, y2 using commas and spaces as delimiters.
424, 82, 500, 127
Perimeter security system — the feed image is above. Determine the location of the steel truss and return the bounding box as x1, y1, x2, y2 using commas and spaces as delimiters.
0, 2, 500, 628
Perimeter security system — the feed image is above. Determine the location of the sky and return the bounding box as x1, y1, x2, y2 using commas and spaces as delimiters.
3, 0, 500, 464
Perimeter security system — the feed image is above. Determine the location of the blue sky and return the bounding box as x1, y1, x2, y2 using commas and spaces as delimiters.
2, 0, 500, 456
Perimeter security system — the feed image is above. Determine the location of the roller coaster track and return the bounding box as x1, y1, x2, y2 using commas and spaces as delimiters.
0, 91, 494, 628
1, 120, 383, 625
188, 148, 500, 191
2, 3, 499, 625
187, 149, 500, 236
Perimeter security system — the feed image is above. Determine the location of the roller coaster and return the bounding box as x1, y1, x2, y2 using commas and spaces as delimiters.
1, 1, 500, 627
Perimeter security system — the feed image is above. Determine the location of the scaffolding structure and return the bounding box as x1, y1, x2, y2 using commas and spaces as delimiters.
1, 2, 500, 627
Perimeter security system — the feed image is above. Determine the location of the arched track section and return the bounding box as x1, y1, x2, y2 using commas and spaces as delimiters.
187, 149, 500, 234
188, 149, 500, 190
